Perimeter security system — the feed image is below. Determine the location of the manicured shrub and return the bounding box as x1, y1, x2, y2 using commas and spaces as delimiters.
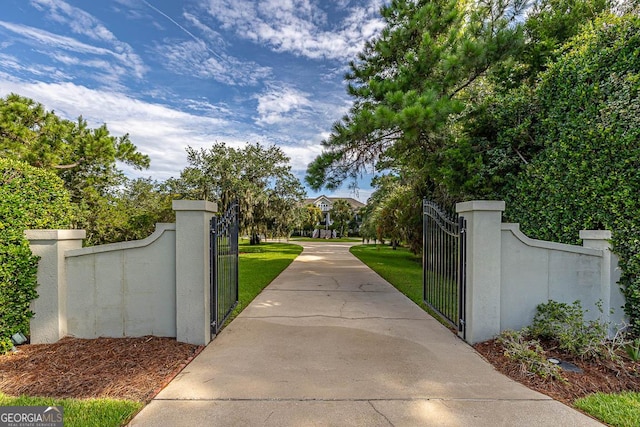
0, 158, 73, 352
530, 300, 609, 360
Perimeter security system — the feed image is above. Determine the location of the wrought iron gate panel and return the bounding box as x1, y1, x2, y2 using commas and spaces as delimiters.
423, 200, 467, 337
210, 200, 239, 336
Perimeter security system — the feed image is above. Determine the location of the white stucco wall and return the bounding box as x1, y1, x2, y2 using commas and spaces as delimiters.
64, 224, 176, 338
500, 224, 606, 332
456, 201, 626, 344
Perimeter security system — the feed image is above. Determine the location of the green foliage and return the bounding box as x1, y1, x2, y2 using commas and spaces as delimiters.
306, 0, 528, 192
300, 204, 323, 234
497, 329, 564, 380
520, 0, 611, 81
575, 392, 640, 427
0, 94, 149, 173
530, 300, 609, 360
505, 14, 640, 332
359, 175, 423, 253
329, 199, 354, 238
0, 93, 151, 245
0, 158, 73, 353
180, 142, 305, 242
0, 392, 143, 427
624, 339, 640, 361
78, 178, 175, 246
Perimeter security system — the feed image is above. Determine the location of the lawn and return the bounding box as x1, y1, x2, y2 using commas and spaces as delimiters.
575, 392, 640, 427
0, 393, 142, 427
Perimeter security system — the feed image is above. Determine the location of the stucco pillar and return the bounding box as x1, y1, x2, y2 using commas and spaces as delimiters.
173, 200, 217, 346
25, 229, 86, 344
580, 230, 625, 328
456, 201, 505, 344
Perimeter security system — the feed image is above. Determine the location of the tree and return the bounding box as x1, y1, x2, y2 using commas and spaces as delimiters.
440, 0, 613, 201
306, 0, 527, 195
0, 93, 151, 244
78, 178, 176, 245
179, 142, 306, 243
360, 175, 422, 251
301, 204, 323, 236
265, 173, 307, 239
329, 199, 354, 238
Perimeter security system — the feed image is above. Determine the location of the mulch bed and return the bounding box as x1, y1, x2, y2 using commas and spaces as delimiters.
0, 336, 202, 401
474, 338, 640, 406
2, 335, 640, 407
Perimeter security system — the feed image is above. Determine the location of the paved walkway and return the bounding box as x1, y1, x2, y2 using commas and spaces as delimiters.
129, 241, 602, 426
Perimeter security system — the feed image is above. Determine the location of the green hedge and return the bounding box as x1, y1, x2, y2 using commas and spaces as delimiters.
506, 14, 640, 332
0, 159, 73, 352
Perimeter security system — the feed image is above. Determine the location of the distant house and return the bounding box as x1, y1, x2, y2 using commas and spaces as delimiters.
304, 195, 365, 229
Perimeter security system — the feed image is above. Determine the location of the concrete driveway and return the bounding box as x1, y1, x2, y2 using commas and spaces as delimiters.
129, 241, 602, 426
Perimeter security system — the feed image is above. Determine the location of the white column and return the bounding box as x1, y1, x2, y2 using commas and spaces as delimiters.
580, 230, 625, 329
173, 200, 217, 345
25, 229, 86, 344
456, 201, 505, 344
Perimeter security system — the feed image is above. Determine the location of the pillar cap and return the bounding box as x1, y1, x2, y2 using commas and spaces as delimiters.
579, 230, 612, 240
172, 200, 218, 213
456, 200, 505, 213
25, 229, 86, 241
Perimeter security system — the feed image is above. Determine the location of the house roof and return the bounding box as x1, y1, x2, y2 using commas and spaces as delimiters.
304, 195, 366, 209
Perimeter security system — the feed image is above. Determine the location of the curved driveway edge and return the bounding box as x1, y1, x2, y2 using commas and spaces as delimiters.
130, 241, 602, 426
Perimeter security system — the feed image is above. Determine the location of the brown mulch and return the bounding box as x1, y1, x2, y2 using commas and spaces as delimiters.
2, 334, 640, 407
474, 338, 640, 406
0, 336, 202, 401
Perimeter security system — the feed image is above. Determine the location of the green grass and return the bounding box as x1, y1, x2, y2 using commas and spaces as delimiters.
226, 241, 302, 322
575, 392, 640, 427
0, 392, 142, 427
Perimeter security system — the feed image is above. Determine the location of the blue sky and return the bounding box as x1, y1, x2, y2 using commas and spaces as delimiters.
0, 0, 387, 202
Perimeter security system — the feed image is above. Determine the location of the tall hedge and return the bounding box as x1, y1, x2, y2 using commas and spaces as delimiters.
505, 14, 640, 332
0, 158, 73, 352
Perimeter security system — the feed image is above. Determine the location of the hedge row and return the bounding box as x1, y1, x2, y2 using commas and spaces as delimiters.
506, 14, 640, 332
0, 159, 73, 352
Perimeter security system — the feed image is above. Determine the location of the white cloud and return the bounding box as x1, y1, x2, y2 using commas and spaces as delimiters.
255, 84, 313, 125
0, 20, 144, 87
205, 0, 386, 61
0, 80, 330, 182
182, 12, 226, 46
0, 21, 114, 56
279, 143, 323, 172
155, 38, 271, 86
28, 0, 146, 78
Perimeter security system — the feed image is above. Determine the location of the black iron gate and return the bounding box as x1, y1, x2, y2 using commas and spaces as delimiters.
210, 200, 239, 336
423, 199, 467, 337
